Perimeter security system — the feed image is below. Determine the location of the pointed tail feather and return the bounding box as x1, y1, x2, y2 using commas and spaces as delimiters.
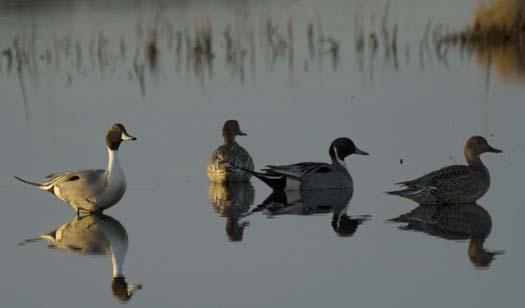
17, 237, 43, 247
489, 249, 505, 256
228, 165, 286, 191
395, 179, 413, 186
388, 213, 416, 223
385, 188, 408, 196
243, 191, 288, 217
386, 186, 425, 197
14, 176, 53, 191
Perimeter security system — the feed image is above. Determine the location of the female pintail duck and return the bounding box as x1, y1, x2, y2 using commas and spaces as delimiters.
236, 137, 368, 191
209, 182, 255, 242
390, 203, 504, 268
14, 123, 137, 214
207, 120, 254, 183
387, 136, 502, 205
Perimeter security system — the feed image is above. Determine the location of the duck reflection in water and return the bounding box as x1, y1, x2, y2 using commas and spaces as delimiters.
250, 189, 370, 237
19, 214, 142, 302
208, 182, 255, 242
390, 203, 504, 268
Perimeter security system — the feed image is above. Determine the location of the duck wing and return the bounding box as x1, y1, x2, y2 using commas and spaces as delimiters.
397, 165, 473, 187
265, 162, 332, 179
52, 170, 106, 206
208, 145, 254, 170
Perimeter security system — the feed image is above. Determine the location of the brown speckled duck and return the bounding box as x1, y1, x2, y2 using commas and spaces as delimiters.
208, 182, 255, 242
387, 136, 502, 205
390, 203, 504, 268
207, 120, 254, 183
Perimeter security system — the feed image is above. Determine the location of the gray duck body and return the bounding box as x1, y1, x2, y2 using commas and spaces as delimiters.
14, 123, 136, 213
43, 168, 125, 212
266, 161, 354, 190
22, 214, 142, 302
251, 188, 369, 237
245, 137, 368, 191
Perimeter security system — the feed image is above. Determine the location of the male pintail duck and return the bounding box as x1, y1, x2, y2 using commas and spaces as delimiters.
207, 120, 254, 183
250, 189, 370, 237
14, 123, 137, 214
387, 136, 502, 205
19, 214, 142, 302
236, 137, 368, 191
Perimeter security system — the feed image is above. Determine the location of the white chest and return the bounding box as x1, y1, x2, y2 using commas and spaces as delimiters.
97, 150, 127, 208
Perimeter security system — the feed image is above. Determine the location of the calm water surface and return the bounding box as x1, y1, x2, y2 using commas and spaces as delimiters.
0, 0, 523, 307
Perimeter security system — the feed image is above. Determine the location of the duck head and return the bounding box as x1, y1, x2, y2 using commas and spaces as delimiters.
464, 136, 502, 163
222, 120, 246, 144
331, 215, 361, 237
468, 238, 505, 268
329, 137, 368, 165
112, 276, 142, 303
106, 123, 137, 151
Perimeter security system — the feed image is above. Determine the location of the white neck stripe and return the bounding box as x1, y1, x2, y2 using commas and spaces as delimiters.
107, 148, 125, 185
334, 147, 347, 170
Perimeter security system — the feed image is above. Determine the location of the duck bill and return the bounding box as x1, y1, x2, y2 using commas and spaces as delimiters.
487, 146, 502, 153
238, 130, 247, 136
128, 283, 143, 293
354, 147, 369, 156
121, 132, 137, 141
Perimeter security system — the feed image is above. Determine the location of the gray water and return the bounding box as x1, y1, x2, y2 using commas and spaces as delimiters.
0, 0, 523, 307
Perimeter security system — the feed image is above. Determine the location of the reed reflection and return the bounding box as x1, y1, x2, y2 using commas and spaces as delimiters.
472, 0, 525, 83
6, 0, 491, 123
250, 189, 369, 237
7, 0, 524, 96
2, 11, 351, 106
390, 203, 504, 268
208, 182, 255, 242
441, 0, 525, 83
19, 214, 142, 303
476, 43, 525, 82
5, 1, 524, 130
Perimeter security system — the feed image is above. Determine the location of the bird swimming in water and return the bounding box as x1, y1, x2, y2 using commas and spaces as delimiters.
235, 137, 368, 191
387, 136, 502, 205
207, 120, 254, 183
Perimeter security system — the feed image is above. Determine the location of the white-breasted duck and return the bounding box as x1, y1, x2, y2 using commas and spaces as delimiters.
236, 137, 368, 191
14, 123, 137, 214
19, 214, 142, 302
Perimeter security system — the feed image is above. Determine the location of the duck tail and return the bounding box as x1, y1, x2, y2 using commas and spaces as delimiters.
14, 176, 53, 191
386, 186, 425, 197
388, 213, 412, 223
244, 191, 288, 217
228, 165, 286, 191
385, 188, 408, 196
